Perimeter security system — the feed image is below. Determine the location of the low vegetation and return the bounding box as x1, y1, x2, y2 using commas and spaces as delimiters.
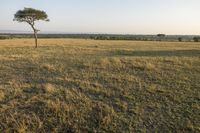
0, 35, 12, 40
0, 39, 199, 132
0, 34, 198, 42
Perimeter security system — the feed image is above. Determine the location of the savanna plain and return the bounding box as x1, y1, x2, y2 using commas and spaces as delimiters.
0, 39, 199, 132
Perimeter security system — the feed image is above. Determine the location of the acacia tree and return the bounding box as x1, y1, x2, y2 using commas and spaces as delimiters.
157, 34, 166, 41
14, 8, 49, 48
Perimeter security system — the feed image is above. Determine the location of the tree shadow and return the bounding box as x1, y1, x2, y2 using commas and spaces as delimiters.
113, 50, 200, 57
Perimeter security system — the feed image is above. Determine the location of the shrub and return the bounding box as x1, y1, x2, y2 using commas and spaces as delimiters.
178, 37, 182, 42
193, 37, 200, 42
0, 36, 10, 40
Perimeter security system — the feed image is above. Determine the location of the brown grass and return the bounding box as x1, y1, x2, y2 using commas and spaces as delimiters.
0, 39, 199, 132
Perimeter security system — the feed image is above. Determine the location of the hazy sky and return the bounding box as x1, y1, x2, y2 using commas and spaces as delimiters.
0, 0, 200, 34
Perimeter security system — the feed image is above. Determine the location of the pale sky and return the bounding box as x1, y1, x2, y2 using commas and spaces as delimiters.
0, 0, 200, 35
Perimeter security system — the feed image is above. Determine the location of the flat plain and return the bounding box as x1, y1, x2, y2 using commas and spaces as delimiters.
0, 39, 200, 132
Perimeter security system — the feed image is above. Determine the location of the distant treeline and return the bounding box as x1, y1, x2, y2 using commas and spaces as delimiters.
0, 35, 13, 40
0, 33, 200, 42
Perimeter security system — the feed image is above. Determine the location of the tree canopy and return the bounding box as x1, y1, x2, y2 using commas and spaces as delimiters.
14, 8, 49, 25
157, 34, 166, 37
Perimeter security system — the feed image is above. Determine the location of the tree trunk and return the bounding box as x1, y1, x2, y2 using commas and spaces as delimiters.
30, 24, 38, 48
34, 31, 38, 48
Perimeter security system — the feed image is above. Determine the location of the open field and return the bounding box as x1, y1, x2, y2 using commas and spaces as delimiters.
0, 39, 200, 132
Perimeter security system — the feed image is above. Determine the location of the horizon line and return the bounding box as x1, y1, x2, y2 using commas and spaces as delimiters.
0, 30, 199, 36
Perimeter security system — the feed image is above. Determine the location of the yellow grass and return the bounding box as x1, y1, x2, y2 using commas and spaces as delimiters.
0, 39, 199, 132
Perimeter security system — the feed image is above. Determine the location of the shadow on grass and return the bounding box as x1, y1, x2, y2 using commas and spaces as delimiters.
113, 50, 200, 57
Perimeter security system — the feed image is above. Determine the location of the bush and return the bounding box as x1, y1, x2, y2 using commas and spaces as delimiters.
178, 37, 182, 42
193, 37, 200, 42
0, 36, 11, 40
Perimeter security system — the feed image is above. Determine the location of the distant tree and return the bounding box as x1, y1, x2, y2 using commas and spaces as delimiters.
157, 34, 166, 41
14, 8, 49, 48
193, 37, 200, 42
178, 37, 182, 42
157, 34, 166, 38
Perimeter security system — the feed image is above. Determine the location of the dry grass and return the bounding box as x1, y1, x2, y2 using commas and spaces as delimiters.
0, 39, 199, 132
0, 90, 5, 101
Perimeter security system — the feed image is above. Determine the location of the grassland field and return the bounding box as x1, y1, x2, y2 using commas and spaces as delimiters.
0, 39, 200, 132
